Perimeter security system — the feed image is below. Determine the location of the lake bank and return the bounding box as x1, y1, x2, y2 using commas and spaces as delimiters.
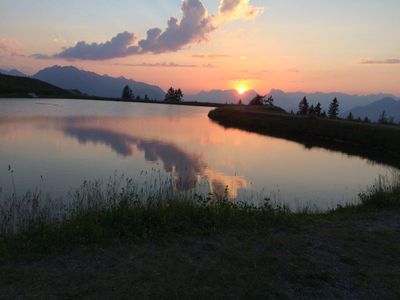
0, 182, 399, 299
208, 105, 400, 168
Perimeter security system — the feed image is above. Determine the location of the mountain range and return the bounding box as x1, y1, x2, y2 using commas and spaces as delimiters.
1, 66, 399, 121
33, 66, 165, 100
186, 89, 258, 104
0, 68, 27, 77
347, 97, 400, 122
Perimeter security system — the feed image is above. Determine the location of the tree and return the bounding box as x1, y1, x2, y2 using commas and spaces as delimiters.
249, 94, 265, 106
346, 112, 354, 121
175, 88, 183, 102
314, 102, 322, 116
122, 85, 133, 100
165, 87, 183, 102
264, 95, 274, 106
378, 111, 388, 124
363, 117, 371, 123
328, 97, 339, 119
238, 99, 243, 105
298, 97, 309, 115
309, 104, 315, 115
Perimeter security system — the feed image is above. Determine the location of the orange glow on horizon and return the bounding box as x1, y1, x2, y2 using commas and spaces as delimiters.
238, 87, 246, 95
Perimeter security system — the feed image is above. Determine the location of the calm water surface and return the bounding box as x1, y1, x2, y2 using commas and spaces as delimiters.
0, 99, 396, 209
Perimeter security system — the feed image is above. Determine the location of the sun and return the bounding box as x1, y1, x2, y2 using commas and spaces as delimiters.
237, 86, 246, 95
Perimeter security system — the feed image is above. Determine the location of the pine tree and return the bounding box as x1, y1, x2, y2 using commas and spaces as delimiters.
309, 104, 315, 115
328, 97, 339, 119
314, 102, 322, 116
264, 96, 274, 106
378, 111, 388, 124
346, 112, 354, 121
121, 85, 133, 99
298, 97, 309, 115
165, 87, 183, 102
165, 87, 175, 101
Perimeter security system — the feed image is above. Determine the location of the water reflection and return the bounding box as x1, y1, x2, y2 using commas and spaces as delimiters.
0, 116, 247, 197
0, 100, 397, 208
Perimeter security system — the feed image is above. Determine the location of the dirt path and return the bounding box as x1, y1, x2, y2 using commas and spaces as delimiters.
1, 211, 399, 299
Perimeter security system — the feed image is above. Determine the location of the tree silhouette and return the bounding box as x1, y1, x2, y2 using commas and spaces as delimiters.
314, 102, 322, 116
309, 104, 315, 115
378, 110, 388, 124
298, 97, 309, 115
238, 99, 243, 105
328, 97, 339, 119
249, 94, 265, 106
165, 87, 183, 102
122, 85, 133, 100
264, 95, 274, 106
175, 88, 183, 102
346, 112, 354, 121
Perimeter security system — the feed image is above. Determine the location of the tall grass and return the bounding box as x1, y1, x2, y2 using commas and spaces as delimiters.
0, 170, 399, 258
358, 173, 400, 209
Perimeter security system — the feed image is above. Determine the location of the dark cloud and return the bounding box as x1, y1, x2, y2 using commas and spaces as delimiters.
359, 58, 400, 65
37, 0, 262, 61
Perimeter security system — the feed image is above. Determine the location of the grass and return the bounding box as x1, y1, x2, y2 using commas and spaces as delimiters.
0, 74, 75, 98
0, 174, 399, 298
209, 105, 400, 168
0, 172, 399, 258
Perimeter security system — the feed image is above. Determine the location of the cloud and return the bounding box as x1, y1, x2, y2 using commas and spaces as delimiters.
359, 58, 400, 65
217, 0, 264, 22
55, 31, 141, 60
139, 0, 213, 53
31, 53, 52, 60
192, 54, 230, 59
41, 0, 263, 60
0, 37, 23, 56
115, 62, 198, 68
115, 62, 214, 68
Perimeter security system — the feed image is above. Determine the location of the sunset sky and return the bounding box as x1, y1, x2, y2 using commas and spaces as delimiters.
0, 0, 399, 95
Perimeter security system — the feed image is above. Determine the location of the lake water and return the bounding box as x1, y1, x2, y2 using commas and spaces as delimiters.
0, 99, 396, 210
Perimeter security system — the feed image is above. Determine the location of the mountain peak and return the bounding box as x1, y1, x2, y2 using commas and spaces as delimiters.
33, 66, 165, 99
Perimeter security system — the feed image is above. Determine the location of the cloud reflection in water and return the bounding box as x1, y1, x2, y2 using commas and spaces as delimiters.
61, 118, 247, 197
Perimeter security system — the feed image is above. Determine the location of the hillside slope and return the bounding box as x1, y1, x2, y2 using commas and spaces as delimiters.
0, 74, 74, 98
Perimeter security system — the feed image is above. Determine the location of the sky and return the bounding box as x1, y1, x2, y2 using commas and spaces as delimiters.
0, 0, 399, 95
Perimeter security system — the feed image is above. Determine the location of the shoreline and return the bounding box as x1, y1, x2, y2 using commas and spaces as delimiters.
0, 96, 224, 108
208, 105, 400, 169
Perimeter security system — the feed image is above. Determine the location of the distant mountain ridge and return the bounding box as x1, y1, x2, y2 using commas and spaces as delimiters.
33, 66, 165, 100
186, 89, 258, 104
267, 89, 398, 113
347, 97, 400, 122
0, 68, 27, 77
185, 88, 398, 113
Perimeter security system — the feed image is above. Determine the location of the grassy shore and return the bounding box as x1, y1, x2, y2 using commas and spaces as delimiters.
209, 105, 400, 168
0, 176, 399, 299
